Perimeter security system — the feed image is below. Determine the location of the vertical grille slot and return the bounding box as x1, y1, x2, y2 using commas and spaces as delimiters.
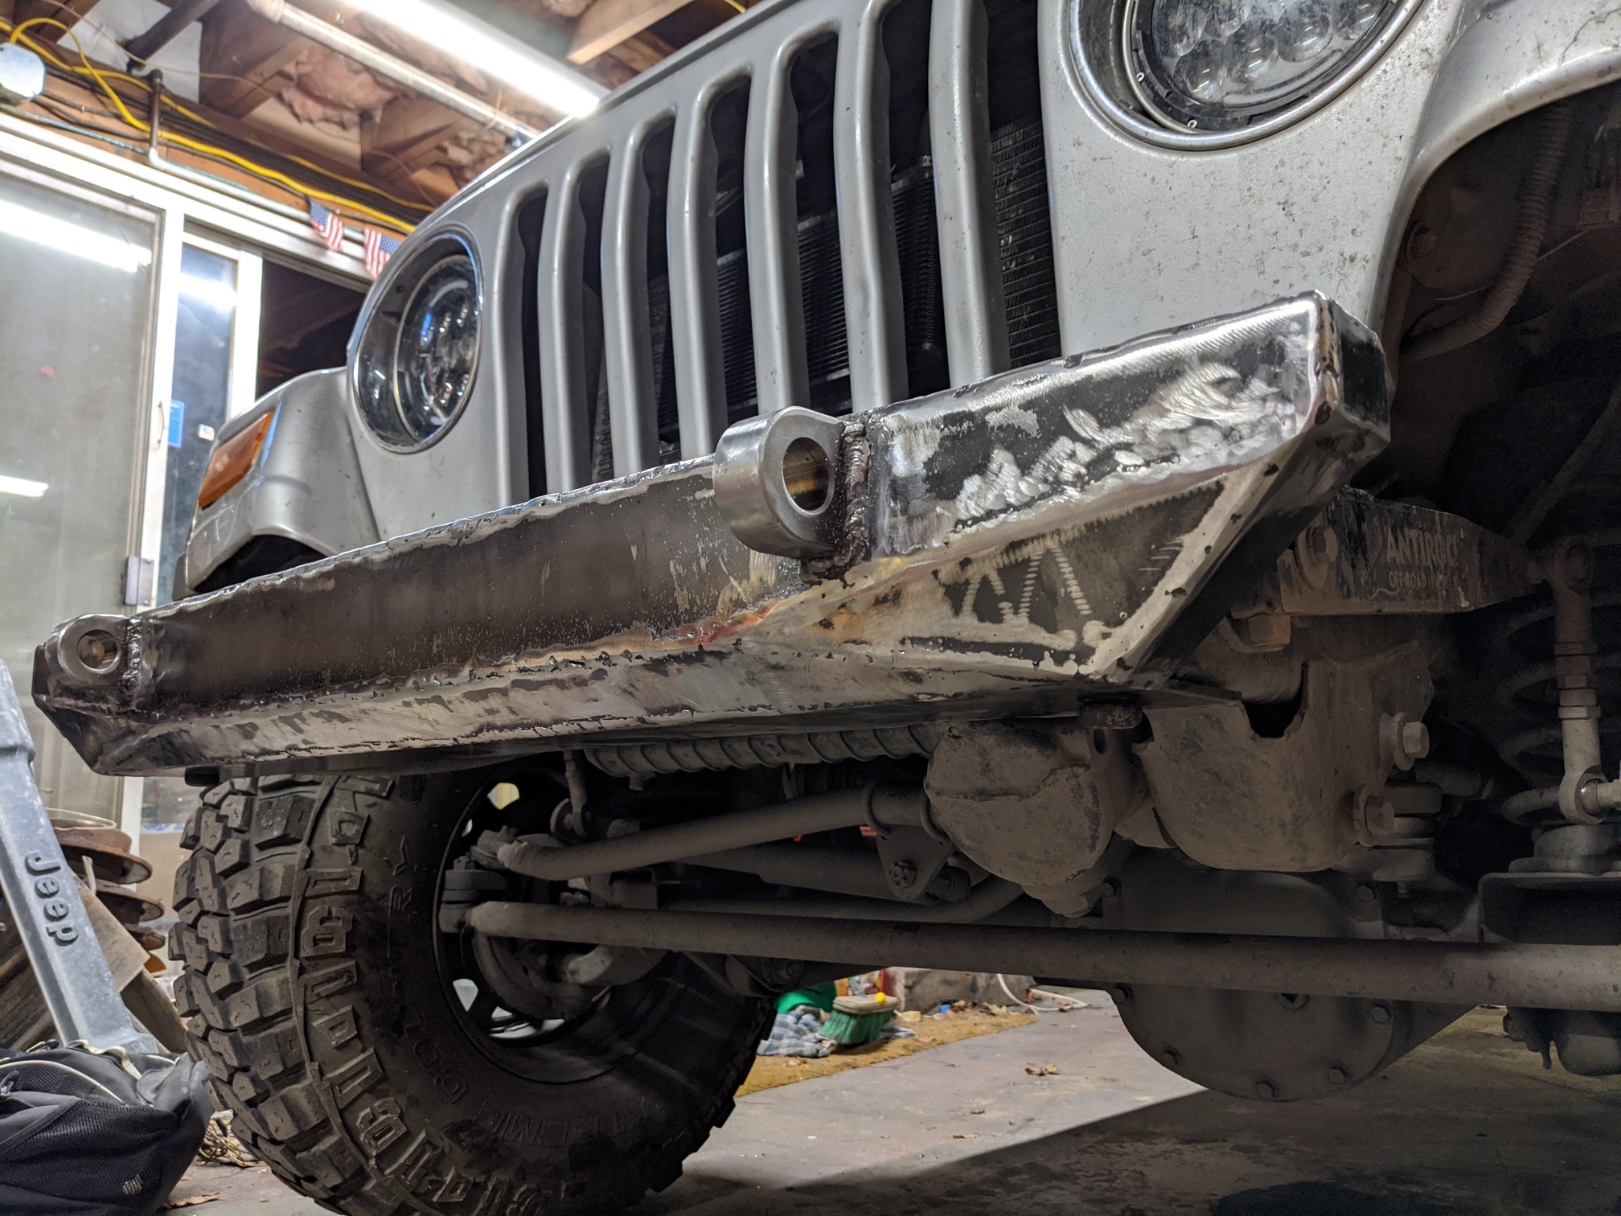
667, 75, 747, 459
519, 0, 1061, 497
711, 83, 757, 426
717, 245, 756, 422
514, 191, 548, 498
883, 0, 950, 399
639, 123, 680, 466
987, 0, 1060, 369
602, 117, 674, 477
578, 160, 613, 484
928, 0, 1008, 385
792, 37, 849, 415
893, 165, 949, 397
537, 154, 610, 492
830, 0, 908, 412
744, 26, 841, 417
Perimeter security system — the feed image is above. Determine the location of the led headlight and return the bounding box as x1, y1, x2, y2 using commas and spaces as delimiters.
1071, 0, 1417, 147
1123, 0, 1399, 133
353, 233, 481, 451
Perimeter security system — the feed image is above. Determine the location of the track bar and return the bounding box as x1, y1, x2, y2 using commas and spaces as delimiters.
464, 903, 1621, 1012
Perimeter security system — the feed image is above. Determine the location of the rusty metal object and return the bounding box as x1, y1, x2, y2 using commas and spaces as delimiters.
1138, 643, 1434, 872
1276, 490, 1533, 615
926, 721, 1138, 915
48, 823, 165, 949
53, 832, 154, 888
49, 824, 134, 853
34, 295, 1388, 779
93, 886, 165, 929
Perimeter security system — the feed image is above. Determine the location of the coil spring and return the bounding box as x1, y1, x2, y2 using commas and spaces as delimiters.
1478, 589, 1621, 784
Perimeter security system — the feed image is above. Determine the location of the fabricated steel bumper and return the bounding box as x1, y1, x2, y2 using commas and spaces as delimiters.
34, 295, 1388, 778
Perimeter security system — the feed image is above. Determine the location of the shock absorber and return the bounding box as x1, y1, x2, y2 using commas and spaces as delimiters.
1502, 543, 1621, 824
1491, 543, 1621, 1076
1548, 544, 1612, 823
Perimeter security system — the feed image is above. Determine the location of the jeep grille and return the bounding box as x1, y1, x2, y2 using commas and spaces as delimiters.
510, 0, 1060, 496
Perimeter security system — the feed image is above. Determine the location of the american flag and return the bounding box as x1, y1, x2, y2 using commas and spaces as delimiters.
364, 227, 403, 279
308, 199, 345, 251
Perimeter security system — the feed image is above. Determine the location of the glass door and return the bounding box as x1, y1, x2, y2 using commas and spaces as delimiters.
155, 237, 262, 605
0, 167, 160, 822
139, 236, 262, 842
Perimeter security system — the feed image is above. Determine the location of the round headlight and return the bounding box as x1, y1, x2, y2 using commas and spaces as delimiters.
353, 233, 481, 451
394, 255, 478, 441
1070, 0, 1418, 147
1123, 0, 1399, 133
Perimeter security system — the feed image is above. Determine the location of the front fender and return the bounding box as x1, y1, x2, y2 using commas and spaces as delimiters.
185, 369, 379, 591
1375, 1, 1621, 331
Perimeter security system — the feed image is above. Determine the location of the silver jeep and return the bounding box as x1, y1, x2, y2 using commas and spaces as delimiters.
33, 1, 1621, 1212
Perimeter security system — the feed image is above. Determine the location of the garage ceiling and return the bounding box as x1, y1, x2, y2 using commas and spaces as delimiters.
1, 0, 756, 228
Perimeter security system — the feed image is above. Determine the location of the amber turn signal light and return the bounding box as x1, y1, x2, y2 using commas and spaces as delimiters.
196, 412, 273, 508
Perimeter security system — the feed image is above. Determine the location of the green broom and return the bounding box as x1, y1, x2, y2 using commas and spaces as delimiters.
822, 993, 895, 1047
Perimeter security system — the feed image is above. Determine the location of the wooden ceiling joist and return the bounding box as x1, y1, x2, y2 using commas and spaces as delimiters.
198, 0, 311, 117
609, 31, 677, 73
13, 0, 102, 41
5, 0, 758, 217
568, 0, 695, 65
361, 93, 471, 192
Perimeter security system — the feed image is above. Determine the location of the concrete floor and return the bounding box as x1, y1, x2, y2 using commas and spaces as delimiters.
176, 996, 1621, 1216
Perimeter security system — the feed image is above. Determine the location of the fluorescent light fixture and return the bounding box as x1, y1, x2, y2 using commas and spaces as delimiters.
0, 199, 153, 274
347, 0, 604, 118
180, 271, 238, 314
0, 474, 49, 498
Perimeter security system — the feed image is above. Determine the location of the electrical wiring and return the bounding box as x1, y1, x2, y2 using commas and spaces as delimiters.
21, 89, 131, 134
155, 94, 436, 214
7, 17, 413, 229
5, 87, 327, 216
1, 99, 146, 155
11, 1, 434, 208
2, 15, 423, 232
18, 91, 412, 224
49, 85, 422, 229
153, 82, 438, 215
54, 4, 498, 210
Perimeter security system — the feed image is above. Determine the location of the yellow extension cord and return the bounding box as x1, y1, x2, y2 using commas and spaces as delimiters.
2, 14, 420, 234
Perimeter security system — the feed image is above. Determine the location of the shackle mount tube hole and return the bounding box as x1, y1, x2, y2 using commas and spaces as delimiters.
783, 437, 832, 514
75, 630, 120, 674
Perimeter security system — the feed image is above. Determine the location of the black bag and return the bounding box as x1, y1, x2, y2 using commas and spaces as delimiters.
0, 1043, 211, 1216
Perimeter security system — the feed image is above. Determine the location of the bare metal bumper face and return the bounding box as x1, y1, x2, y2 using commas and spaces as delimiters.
34, 295, 1387, 778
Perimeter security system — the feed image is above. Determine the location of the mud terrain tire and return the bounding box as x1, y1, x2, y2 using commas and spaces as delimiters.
169, 773, 769, 1215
